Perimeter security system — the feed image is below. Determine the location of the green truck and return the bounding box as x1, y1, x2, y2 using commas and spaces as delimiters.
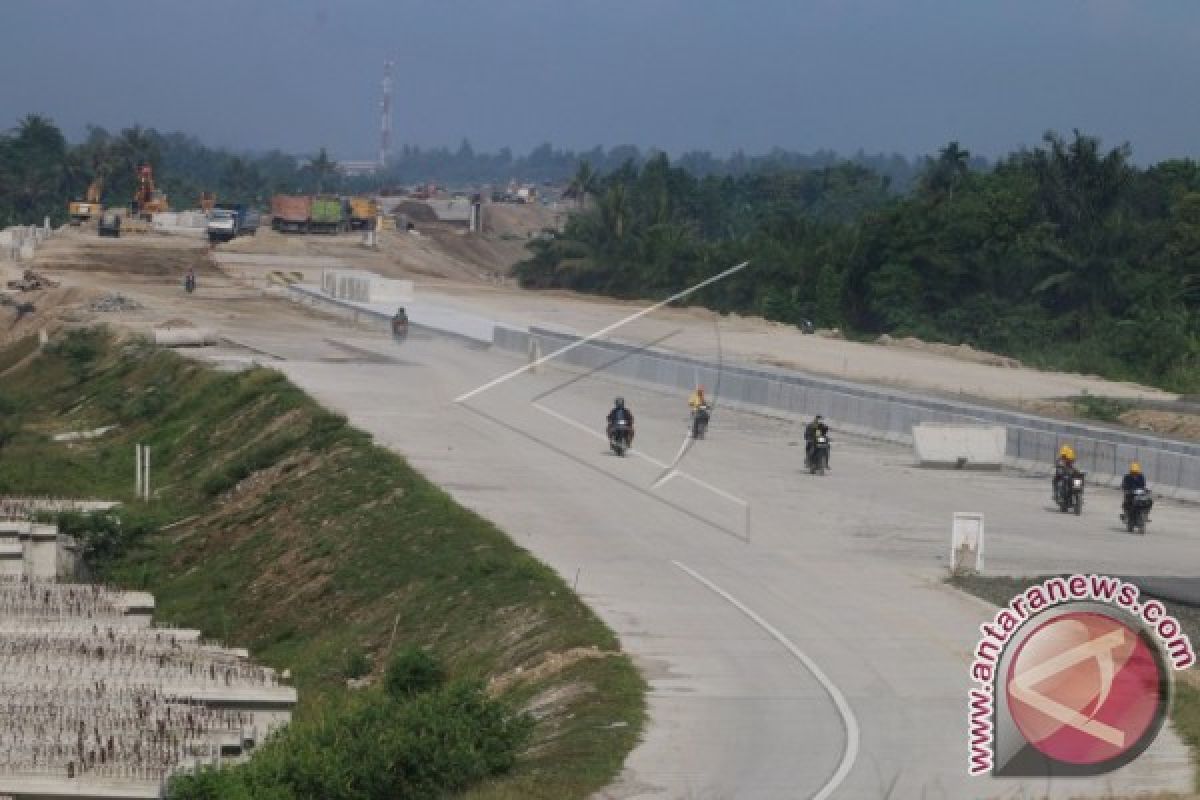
309, 195, 348, 234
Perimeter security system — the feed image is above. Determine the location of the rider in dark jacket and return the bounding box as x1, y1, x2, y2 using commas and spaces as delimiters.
804, 415, 830, 467
607, 397, 635, 445
1120, 461, 1147, 518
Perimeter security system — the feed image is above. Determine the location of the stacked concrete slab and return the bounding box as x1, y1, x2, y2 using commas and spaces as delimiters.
0, 509, 295, 799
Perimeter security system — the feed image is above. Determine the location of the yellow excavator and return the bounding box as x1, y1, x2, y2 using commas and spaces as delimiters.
68, 179, 104, 226
132, 164, 169, 220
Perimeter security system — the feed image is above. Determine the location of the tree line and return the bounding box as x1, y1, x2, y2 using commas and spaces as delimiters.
0, 114, 935, 228
517, 133, 1200, 392
0, 115, 331, 226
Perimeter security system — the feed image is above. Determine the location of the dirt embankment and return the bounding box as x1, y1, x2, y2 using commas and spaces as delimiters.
1119, 409, 1200, 441
874, 333, 1023, 369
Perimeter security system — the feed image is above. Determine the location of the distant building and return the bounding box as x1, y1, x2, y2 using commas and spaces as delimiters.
338, 160, 381, 177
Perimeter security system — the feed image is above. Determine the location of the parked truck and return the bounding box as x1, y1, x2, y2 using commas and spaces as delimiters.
98, 209, 121, 238
206, 203, 262, 242
348, 196, 378, 231
309, 195, 348, 234
271, 195, 312, 233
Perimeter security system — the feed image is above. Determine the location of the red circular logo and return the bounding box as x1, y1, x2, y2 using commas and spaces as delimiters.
1006, 611, 1165, 766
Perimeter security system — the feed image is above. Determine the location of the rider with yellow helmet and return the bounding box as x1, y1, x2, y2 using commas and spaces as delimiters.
1121, 461, 1148, 521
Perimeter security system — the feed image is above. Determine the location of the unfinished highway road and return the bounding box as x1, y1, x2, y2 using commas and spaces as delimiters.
18, 237, 1200, 799
196, 320, 1195, 798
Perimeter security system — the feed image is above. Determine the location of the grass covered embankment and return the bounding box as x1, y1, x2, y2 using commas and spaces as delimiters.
0, 328, 644, 799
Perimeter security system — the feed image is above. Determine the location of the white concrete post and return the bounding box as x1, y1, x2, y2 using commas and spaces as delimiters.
135, 444, 143, 498
143, 446, 150, 501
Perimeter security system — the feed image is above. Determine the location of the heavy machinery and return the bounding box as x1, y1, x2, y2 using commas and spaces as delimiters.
348, 196, 378, 230
207, 203, 261, 242
131, 164, 168, 220
68, 180, 104, 226
309, 195, 348, 234
271, 195, 312, 233
98, 209, 121, 237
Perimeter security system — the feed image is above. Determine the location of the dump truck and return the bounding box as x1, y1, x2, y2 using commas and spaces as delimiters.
207, 203, 262, 242
309, 195, 347, 234
271, 195, 312, 233
348, 196, 378, 230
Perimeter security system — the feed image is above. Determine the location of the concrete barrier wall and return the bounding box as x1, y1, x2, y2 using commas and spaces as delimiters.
495, 327, 1200, 500
289, 284, 491, 344
320, 270, 413, 304
913, 424, 1006, 468
286, 287, 1200, 500
1, 224, 51, 261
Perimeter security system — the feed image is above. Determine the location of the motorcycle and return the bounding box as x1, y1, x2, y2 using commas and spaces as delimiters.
807, 434, 831, 475
691, 403, 711, 439
1124, 488, 1153, 535
608, 419, 632, 457
1053, 469, 1085, 515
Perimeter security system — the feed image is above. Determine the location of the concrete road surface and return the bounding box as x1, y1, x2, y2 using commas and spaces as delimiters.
187, 317, 1196, 800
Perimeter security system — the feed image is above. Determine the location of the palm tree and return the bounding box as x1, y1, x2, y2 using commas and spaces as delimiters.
567, 160, 597, 210
599, 182, 628, 240
920, 141, 970, 200
305, 147, 339, 193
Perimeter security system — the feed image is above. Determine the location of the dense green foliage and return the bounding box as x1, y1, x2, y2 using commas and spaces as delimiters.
517, 134, 1200, 392
384, 139, 930, 190
0, 115, 345, 225
0, 114, 928, 226
170, 650, 532, 800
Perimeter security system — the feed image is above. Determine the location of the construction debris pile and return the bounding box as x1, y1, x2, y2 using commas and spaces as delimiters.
5, 269, 59, 292
88, 294, 143, 313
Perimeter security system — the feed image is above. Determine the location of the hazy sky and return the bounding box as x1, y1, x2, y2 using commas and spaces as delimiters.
2, 0, 1198, 163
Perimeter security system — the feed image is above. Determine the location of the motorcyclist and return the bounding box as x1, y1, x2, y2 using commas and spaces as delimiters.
688, 385, 707, 411
184, 267, 196, 292
1052, 444, 1076, 497
804, 415, 830, 468
1120, 461, 1147, 521
607, 397, 635, 446
392, 306, 409, 337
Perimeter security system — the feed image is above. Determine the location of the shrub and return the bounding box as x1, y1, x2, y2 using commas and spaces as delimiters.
384, 647, 445, 699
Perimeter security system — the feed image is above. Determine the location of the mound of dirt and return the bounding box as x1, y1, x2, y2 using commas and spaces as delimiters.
483, 202, 564, 239
391, 201, 439, 224
1119, 409, 1200, 441
0, 285, 102, 349
33, 234, 213, 277
875, 333, 1022, 368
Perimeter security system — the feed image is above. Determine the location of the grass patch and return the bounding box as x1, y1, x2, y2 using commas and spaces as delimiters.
1070, 391, 1133, 423
0, 328, 645, 799
949, 572, 1200, 790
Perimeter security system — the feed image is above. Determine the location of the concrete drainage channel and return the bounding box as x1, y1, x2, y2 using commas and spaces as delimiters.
0, 499, 296, 800
289, 283, 1200, 501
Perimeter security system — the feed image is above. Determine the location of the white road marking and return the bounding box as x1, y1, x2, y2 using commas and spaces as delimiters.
453, 261, 749, 403
672, 560, 860, 800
